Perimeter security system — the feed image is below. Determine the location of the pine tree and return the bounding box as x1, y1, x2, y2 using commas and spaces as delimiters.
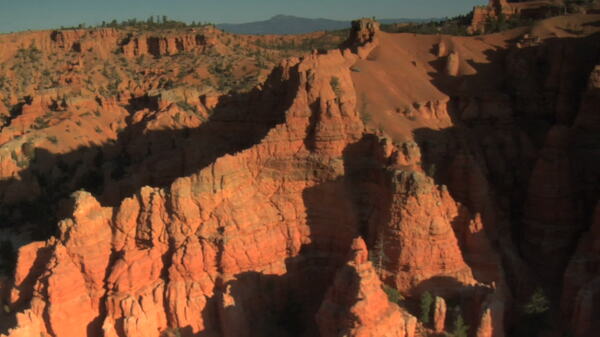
523, 288, 550, 315
370, 231, 388, 275
452, 312, 469, 337
420, 291, 434, 324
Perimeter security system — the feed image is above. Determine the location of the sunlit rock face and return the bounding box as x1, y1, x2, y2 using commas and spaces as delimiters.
1, 14, 600, 337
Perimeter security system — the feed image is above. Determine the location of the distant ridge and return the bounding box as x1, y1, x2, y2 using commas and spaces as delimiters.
216, 14, 436, 35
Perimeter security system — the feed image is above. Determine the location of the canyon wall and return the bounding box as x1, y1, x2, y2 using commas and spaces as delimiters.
0, 14, 599, 337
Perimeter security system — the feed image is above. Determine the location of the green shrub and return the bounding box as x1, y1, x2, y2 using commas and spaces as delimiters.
383, 285, 404, 304
330, 76, 342, 98
523, 288, 550, 315
420, 291, 434, 324
22, 141, 36, 160
452, 312, 469, 337
161, 328, 181, 337
511, 288, 550, 337
33, 117, 50, 129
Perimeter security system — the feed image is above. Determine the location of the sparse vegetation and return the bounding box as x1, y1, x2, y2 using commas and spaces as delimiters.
484, 13, 535, 34
176, 101, 199, 116
61, 16, 214, 31
370, 231, 388, 274
427, 164, 437, 178
358, 93, 372, 123
511, 288, 551, 337
22, 141, 36, 161
451, 310, 469, 337
382, 14, 472, 35
523, 288, 550, 315
383, 285, 404, 304
33, 117, 50, 129
330, 76, 342, 99
161, 328, 182, 337
420, 291, 433, 324
11, 43, 44, 92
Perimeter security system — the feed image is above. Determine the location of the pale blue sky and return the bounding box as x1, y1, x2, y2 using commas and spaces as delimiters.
0, 0, 487, 33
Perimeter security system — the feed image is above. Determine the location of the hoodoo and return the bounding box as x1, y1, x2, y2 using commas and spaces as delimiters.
0, 3, 600, 337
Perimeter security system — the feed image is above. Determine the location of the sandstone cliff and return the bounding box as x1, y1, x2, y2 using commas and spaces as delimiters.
0, 13, 599, 337
316, 238, 417, 337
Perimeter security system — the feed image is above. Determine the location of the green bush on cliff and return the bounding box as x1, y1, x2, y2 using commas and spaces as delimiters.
524, 288, 550, 315
420, 291, 433, 324
511, 288, 551, 337
381, 14, 472, 36
383, 285, 404, 304
452, 311, 469, 337
330, 76, 342, 99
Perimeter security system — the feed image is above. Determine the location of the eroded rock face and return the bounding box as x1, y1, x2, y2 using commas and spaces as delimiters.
316, 238, 417, 337
468, 0, 564, 34
381, 170, 477, 295
122, 34, 208, 58
446, 52, 460, 76
433, 296, 447, 333
1, 15, 600, 337
1, 30, 368, 337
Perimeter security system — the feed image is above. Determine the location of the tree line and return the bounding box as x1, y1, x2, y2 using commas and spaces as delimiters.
60, 15, 214, 30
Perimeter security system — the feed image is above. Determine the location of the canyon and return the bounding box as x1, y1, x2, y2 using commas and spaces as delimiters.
0, 8, 599, 337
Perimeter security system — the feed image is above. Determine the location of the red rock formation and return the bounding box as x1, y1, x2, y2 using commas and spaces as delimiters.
122, 34, 207, 58
316, 238, 417, 337
1, 20, 371, 337
379, 170, 477, 296
446, 51, 460, 76
475, 288, 507, 337
1, 14, 599, 337
434, 296, 447, 332
469, 0, 562, 34
436, 41, 448, 58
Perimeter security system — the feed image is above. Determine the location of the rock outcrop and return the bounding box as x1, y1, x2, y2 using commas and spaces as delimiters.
469, 0, 563, 34
1, 20, 371, 337
122, 34, 209, 58
433, 296, 447, 333
1, 13, 599, 337
316, 238, 417, 337
446, 51, 460, 76
379, 170, 477, 295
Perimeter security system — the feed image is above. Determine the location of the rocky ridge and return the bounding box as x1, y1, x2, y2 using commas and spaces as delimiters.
0, 13, 599, 337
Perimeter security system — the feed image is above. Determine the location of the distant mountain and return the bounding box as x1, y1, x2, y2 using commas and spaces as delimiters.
216, 15, 436, 35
